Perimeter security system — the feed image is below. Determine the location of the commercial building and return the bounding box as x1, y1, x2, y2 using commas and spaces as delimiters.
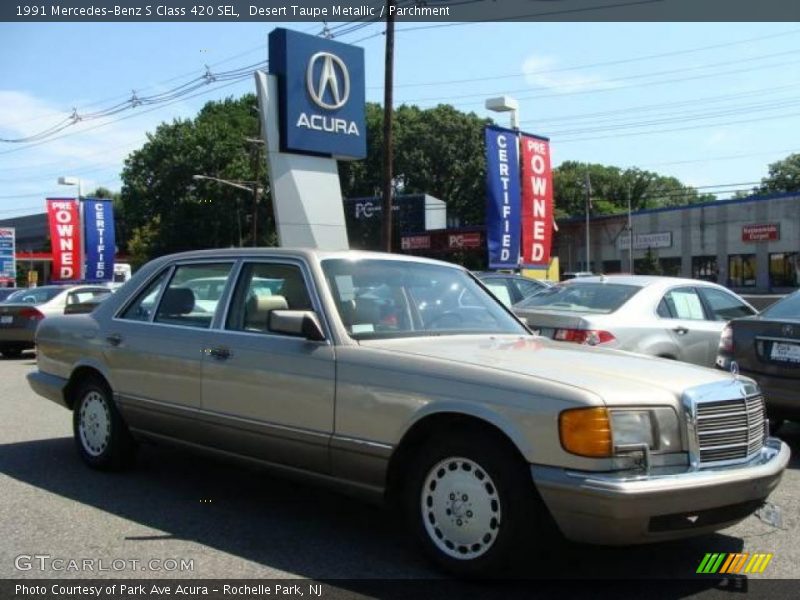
554, 191, 800, 293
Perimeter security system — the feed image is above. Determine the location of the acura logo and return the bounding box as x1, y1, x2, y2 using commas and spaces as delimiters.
306, 52, 350, 110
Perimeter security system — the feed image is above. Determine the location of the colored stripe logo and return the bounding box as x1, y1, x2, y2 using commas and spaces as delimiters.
696, 553, 773, 574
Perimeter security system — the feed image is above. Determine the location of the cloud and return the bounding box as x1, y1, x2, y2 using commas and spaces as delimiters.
0, 89, 201, 215
521, 55, 614, 94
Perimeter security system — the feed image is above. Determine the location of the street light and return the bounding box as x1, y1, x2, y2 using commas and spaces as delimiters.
485, 95, 520, 130
192, 175, 264, 247
57, 176, 83, 199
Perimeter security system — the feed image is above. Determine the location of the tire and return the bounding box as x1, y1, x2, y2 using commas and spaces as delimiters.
0, 347, 23, 359
72, 377, 137, 470
403, 429, 554, 577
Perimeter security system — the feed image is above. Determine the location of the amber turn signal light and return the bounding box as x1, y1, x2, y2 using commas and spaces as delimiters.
559, 407, 612, 457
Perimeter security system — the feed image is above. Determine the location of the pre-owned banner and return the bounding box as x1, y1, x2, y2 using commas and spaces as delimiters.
485, 125, 521, 269
46, 198, 82, 281
83, 198, 115, 281
520, 133, 554, 266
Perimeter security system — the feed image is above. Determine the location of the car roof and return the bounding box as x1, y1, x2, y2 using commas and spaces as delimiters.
561, 274, 723, 289
153, 248, 463, 269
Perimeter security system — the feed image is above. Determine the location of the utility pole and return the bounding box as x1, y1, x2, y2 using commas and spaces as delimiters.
627, 185, 634, 273
584, 171, 592, 272
381, 0, 396, 253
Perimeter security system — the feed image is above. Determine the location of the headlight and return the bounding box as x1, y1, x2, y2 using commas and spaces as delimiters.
611, 408, 680, 453
559, 407, 680, 458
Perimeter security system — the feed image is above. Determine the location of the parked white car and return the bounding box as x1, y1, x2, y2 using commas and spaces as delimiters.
514, 275, 757, 367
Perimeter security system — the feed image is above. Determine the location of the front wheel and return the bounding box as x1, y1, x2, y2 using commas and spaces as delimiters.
404, 430, 554, 576
73, 377, 136, 470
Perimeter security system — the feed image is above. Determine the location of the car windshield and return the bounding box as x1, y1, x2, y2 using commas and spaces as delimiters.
321, 258, 527, 339
515, 282, 641, 314
761, 291, 800, 320
5, 286, 63, 304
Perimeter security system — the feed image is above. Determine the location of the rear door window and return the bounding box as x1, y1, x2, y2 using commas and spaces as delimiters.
154, 263, 233, 328
660, 287, 706, 320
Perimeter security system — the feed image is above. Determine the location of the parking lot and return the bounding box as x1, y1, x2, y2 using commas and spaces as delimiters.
1, 353, 798, 584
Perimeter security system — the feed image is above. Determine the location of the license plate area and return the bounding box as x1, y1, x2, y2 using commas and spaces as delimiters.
770, 341, 800, 363
0, 315, 12, 325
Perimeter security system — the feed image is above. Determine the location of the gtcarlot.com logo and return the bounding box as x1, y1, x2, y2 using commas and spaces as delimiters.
696, 552, 773, 574
15, 554, 194, 572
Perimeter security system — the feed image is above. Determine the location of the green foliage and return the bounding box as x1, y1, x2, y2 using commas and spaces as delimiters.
757, 153, 800, 193
637, 247, 663, 276
553, 161, 713, 218
119, 95, 272, 263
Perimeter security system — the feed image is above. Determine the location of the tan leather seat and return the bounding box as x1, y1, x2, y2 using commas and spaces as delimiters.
244, 295, 288, 332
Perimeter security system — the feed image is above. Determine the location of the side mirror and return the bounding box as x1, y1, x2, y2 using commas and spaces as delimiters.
269, 310, 326, 341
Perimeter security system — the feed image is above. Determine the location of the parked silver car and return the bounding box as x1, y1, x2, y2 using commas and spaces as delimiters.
0, 284, 112, 358
514, 275, 757, 367
27, 250, 788, 575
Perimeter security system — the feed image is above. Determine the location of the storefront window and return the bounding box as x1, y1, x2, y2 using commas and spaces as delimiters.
769, 253, 799, 288
728, 254, 757, 287
692, 256, 717, 282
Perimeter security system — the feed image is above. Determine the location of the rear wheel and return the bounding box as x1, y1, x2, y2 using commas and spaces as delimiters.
0, 346, 24, 358
403, 429, 553, 577
72, 377, 136, 470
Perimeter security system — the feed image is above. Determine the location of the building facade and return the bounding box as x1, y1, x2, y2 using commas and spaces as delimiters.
554, 191, 800, 293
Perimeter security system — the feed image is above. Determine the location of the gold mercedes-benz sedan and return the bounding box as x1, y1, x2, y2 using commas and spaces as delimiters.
28, 249, 789, 576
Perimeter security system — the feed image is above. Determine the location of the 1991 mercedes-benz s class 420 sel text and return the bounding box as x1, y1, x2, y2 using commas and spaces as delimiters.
28, 249, 790, 576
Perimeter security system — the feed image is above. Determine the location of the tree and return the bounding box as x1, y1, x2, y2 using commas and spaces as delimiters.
757, 153, 800, 194
553, 162, 715, 219
119, 95, 273, 265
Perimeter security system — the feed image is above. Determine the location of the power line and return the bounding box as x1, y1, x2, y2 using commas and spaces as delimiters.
367, 26, 800, 90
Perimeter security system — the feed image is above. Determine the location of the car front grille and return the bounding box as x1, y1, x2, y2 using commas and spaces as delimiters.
695, 394, 766, 464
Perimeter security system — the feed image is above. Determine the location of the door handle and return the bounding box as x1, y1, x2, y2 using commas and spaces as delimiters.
207, 346, 231, 360
106, 333, 122, 346
673, 326, 689, 335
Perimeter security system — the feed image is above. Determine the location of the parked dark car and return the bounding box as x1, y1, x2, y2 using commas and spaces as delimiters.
474, 272, 550, 307
717, 290, 800, 428
0, 288, 21, 302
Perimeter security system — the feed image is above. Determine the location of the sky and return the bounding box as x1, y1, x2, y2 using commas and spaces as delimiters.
1, 21, 800, 218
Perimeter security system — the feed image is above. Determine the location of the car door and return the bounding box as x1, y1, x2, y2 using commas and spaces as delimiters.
657, 286, 721, 366
200, 259, 335, 473
105, 261, 235, 442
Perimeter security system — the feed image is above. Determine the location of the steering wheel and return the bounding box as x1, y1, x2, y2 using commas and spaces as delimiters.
426, 311, 465, 330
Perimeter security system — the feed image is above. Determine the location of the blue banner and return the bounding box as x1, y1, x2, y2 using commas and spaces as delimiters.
83, 199, 115, 281
485, 125, 521, 269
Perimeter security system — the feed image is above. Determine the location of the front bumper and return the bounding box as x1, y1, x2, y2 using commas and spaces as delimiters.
532, 437, 790, 545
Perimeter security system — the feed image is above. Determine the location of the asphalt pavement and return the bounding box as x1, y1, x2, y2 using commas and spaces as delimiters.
0, 353, 798, 586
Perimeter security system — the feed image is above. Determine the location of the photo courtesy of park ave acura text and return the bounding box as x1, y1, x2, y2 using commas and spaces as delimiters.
1, 1, 800, 596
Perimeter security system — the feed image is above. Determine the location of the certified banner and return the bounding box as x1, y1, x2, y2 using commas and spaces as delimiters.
0, 227, 15, 285
46, 198, 82, 281
520, 133, 554, 266
83, 198, 115, 281
485, 125, 521, 269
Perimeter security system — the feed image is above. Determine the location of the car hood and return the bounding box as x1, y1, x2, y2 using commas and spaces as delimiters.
360, 334, 738, 405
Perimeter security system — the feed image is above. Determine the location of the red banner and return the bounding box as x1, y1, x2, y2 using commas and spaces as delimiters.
520, 134, 554, 265
46, 198, 82, 281
742, 223, 779, 242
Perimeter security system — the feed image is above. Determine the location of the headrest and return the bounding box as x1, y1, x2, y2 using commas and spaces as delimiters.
244, 294, 288, 330
159, 288, 195, 315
